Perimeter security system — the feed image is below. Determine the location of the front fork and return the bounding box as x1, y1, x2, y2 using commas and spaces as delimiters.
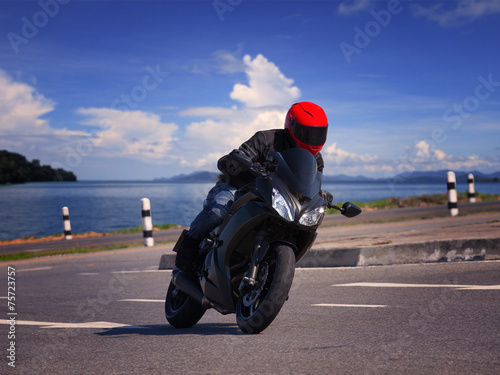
239, 229, 269, 290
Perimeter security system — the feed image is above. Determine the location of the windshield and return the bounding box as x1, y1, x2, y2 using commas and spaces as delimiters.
271, 148, 322, 199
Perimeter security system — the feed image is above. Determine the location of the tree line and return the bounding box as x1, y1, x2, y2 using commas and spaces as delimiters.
0, 150, 77, 184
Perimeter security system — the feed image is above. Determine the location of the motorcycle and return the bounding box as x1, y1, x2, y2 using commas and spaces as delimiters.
165, 147, 362, 334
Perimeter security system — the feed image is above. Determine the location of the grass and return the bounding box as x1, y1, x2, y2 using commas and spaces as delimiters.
109, 223, 179, 234
327, 191, 499, 213
0, 223, 180, 244
0, 243, 136, 262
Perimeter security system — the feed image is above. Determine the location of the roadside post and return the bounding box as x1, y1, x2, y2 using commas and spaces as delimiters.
468, 173, 476, 203
62, 206, 72, 240
447, 171, 459, 217
141, 198, 154, 247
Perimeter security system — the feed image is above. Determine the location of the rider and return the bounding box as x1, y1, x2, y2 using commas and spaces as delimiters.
175, 101, 329, 272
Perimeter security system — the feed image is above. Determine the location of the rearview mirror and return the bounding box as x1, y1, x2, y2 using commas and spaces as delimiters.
341, 202, 362, 218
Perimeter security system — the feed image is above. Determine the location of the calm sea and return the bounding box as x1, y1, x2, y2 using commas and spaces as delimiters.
0, 180, 498, 241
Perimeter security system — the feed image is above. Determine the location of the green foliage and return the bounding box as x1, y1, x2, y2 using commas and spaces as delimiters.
0, 150, 77, 184
327, 191, 499, 213
110, 223, 178, 234
0, 244, 134, 262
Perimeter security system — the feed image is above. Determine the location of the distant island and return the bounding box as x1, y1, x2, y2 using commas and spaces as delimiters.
156, 169, 500, 184
154, 171, 220, 183
0, 150, 77, 184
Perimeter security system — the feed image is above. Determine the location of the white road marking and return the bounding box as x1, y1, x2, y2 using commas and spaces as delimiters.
0, 319, 152, 329
332, 282, 500, 290
16, 266, 52, 272
78, 270, 171, 276
119, 299, 164, 303
110, 270, 170, 274
312, 304, 387, 308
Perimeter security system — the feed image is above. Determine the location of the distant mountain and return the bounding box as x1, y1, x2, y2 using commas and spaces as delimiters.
154, 171, 220, 183
390, 170, 500, 182
155, 169, 500, 183
323, 174, 378, 182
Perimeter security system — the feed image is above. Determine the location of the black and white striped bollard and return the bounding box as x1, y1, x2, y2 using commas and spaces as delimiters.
447, 171, 459, 217
467, 173, 476, 203
141, 198, 154, 247
62, 206, 72, 240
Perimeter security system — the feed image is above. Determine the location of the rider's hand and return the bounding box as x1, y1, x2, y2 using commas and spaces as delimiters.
226, 150, 251, 175
226, 157, 243, 176
320, 190, 333, 204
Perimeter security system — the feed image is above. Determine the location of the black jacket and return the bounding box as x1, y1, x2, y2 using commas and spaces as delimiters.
218, 129, 324, 188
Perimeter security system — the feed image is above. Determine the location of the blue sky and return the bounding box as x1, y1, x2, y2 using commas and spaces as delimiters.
1, 0, 499, 180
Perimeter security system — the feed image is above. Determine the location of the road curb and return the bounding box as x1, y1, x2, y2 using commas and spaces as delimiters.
297, 238, 500, 267
158, 237, 500, 270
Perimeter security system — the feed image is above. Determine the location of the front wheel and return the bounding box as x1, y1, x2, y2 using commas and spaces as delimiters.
236, 245, 295, 334
165, 280, 206, 328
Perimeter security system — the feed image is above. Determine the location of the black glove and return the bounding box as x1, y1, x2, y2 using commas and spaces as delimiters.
218, 150, 251, 176
320, 190, 333, 204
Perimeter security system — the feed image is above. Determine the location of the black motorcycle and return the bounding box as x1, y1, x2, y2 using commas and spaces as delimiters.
165, 148, 361, 334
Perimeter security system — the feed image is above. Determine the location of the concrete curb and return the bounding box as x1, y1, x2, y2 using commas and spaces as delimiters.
158, 237, 500, 270
297, 238, 500, 267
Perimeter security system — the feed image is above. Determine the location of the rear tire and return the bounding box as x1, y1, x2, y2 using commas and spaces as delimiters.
236, 245, 295, 334
165, 280, 206, 328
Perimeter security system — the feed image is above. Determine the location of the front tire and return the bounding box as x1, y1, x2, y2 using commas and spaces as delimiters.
236, 245, 295, 334
165, 280, 206, 328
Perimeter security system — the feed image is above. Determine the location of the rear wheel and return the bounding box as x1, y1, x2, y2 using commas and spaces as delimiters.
236, 245, 295, 334
165, 280, 206, 328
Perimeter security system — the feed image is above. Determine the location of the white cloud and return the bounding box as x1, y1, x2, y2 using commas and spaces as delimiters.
394, 140, 499, 175
337, 0, 373, 15
76, 107, 178, 160
230, 54, 301, 108
324, 142, 379, 165
321, 139, 500, 178
337, 0, 500, 27
0, 69, 86, 161
178, 53, 300, 170
412, 0, 500, 27
0, 70, 53, 135
178, 105, 241, 120
0, 67, 180, 176
178, 109, 286, 170
322, 142, 395, 175
212, 48, 246, 74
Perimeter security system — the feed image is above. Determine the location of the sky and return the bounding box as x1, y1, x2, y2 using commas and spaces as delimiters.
0, 0, 499, 180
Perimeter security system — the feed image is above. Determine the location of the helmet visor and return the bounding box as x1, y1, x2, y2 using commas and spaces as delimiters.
289, 119, 328, 146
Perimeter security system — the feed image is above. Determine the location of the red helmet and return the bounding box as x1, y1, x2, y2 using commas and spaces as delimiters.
285, 102, 328, 155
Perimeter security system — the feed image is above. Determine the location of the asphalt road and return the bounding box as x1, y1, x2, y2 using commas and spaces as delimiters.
1, 248, 499, 374
2, 201, 500, 255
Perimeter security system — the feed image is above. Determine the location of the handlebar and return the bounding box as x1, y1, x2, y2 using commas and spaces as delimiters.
249, 163, 271, 180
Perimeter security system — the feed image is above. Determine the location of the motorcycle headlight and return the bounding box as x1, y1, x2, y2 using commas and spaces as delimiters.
299, 206, 325, 227
272, 188, 294, 221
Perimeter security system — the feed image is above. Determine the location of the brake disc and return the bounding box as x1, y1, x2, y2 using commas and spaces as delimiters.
242, 262, 269, 307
